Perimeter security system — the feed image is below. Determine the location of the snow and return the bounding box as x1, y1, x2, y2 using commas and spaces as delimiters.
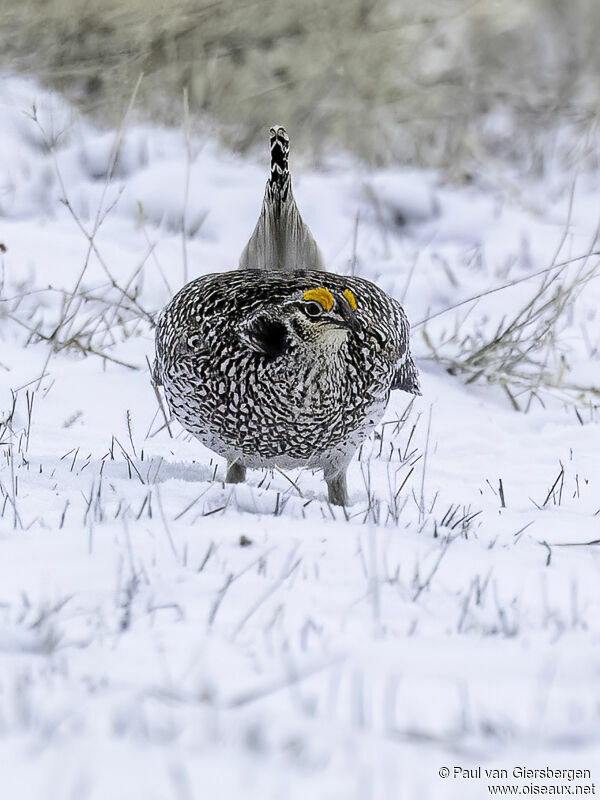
1, 74, 599, 799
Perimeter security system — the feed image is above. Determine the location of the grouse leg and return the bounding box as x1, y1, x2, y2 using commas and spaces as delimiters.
226, 460, 247, 484
325, 467, 349, 506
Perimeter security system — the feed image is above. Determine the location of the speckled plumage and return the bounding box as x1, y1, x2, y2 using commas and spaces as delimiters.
153, 269, 420, 504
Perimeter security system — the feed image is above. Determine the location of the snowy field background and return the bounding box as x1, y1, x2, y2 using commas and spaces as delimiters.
1, 74, 599, 798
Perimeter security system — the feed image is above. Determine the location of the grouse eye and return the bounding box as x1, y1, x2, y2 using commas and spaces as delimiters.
304, 301, 323, 318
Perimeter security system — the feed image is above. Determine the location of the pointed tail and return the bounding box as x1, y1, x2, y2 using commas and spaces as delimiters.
239, 125, 324, 272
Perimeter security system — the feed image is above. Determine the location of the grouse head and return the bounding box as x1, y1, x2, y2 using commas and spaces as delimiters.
241, 286, 359, 358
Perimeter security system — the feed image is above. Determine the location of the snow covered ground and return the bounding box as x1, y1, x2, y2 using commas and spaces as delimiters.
1, 75, 599, 799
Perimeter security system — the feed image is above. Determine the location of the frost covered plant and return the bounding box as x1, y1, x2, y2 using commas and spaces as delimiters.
422, 259, 600, 411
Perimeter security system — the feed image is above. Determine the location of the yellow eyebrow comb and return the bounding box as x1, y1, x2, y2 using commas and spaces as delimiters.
302, 287, 335, 311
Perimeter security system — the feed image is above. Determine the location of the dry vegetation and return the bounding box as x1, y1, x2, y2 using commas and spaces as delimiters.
3, 0, 600, 170
420, 257, 600, 411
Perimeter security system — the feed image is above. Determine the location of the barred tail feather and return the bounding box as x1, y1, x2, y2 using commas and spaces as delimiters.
239, 125, 324, 272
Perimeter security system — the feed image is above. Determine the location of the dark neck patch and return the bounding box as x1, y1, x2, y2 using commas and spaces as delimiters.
247, 315, 288, 358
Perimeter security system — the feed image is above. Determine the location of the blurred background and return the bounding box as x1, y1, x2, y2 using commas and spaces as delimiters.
3, 0, 599, 175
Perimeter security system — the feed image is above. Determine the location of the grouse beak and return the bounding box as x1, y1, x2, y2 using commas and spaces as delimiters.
331, 294, 360, 333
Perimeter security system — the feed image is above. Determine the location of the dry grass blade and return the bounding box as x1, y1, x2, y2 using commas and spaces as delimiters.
422, 250, 600, 410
